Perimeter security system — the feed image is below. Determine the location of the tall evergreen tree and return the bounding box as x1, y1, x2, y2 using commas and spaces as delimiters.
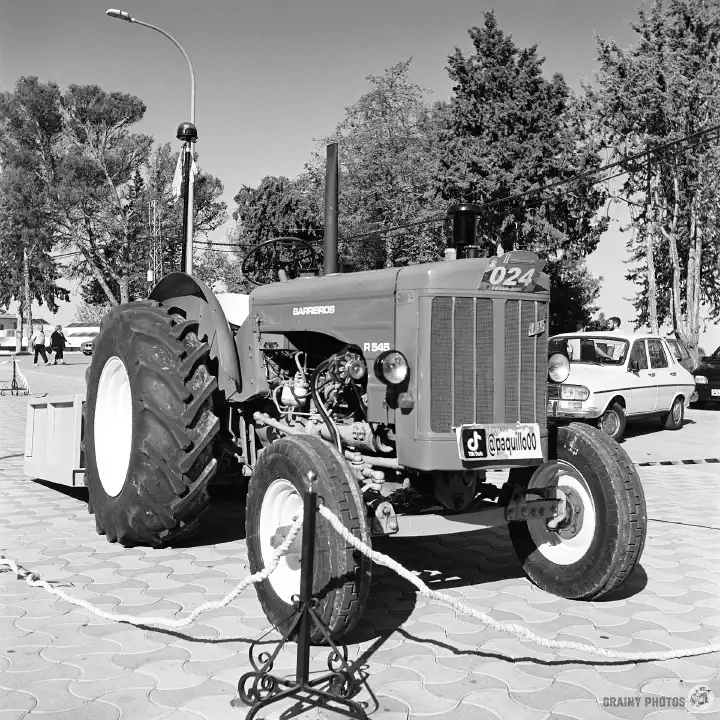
437, 12, 607, 331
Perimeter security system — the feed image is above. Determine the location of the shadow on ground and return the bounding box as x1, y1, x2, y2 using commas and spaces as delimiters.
622, 417, 695, 441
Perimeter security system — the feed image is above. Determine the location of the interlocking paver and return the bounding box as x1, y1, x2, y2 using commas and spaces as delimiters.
69, 671, 157, 700
18, 678, 87, 712
0, 688, 37, 713
150, 678, 237, 709
375, 680, 458, 715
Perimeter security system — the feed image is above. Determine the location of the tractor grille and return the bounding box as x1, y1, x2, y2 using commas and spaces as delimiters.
430, 296, 548, 432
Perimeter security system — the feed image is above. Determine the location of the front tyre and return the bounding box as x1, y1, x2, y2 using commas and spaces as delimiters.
597, 401, 626, 441
84, 301, 220, 547
661, 396, 684, 430
508, 423, 646, 600
246, 435, 371, 641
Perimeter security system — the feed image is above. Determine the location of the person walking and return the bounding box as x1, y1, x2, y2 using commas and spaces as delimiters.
31, 324, 50, 365
50, 325, 67, 365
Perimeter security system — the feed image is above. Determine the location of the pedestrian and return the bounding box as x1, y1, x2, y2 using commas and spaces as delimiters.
31, 324, 50, 365
50, 325, 67, 365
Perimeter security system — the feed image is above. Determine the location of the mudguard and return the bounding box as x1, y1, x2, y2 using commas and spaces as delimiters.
149, 272, 241, 401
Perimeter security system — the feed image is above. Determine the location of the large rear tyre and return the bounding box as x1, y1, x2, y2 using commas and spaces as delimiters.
246, 435, 371, 641
84, 301, 220, 547
507, 423, 646, 600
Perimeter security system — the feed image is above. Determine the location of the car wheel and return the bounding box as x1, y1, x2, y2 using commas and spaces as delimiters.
507, 423, 647, 600
597, 401, 626, 441
661, 396, 684, 430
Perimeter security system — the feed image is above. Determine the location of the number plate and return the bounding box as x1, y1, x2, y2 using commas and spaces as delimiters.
712, 389, 720, 397
456, 423, 543, 461
478, 250, 546, 293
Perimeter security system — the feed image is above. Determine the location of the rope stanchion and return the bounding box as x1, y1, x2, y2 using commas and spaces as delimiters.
0, 354, 30, 396
318, 505, 720, 663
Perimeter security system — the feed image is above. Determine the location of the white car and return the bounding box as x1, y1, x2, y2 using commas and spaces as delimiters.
546, 331, 696, 441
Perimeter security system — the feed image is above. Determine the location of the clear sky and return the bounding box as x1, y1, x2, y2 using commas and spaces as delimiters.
4, 0, 717, 346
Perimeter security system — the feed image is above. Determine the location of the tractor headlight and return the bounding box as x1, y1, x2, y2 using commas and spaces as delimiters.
548, 353, 570, 383
560, 384, 589, 401
374, 351, 409, 385
694, 375, 708, 384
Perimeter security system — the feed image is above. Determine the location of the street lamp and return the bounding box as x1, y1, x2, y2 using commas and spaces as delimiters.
106, 8, 197, 275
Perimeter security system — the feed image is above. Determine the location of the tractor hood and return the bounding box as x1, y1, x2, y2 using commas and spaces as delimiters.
248, 257, 549, 346
249, 267, 401, 341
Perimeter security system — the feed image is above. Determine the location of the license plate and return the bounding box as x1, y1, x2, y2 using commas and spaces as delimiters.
712, 389, 720, 397
456, 423, 543, 461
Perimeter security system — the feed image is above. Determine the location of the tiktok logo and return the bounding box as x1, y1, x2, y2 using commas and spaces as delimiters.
466, 430, 485, 456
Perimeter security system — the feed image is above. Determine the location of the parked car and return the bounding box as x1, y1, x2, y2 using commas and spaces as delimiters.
665, 337, 695, 372
81, 340, 94, 356
692, 345, 720, 406
547, 331, 696, 441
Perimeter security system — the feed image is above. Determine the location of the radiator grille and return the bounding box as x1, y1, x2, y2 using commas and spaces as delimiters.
430, 296, 548, 432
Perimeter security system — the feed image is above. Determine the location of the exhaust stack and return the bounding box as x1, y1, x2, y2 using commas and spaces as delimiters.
323, 143, 339, 274
446, 203, 482, 260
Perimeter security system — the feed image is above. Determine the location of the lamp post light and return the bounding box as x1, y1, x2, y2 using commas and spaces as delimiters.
106, 8, 197, 275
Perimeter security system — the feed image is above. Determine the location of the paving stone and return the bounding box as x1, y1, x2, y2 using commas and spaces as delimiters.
41, 636, 123, 662
0, 688, 37, 713
0, 711, 32, 720
111, 645, 191, 671
553, 698, 635, 720
375, 680, 458, 715
463, 687, 551, 719
510, 680, 595, 711
151, 678, 237, 709
91, 688, 171, 720
3, 644, 58, 673
0, 657, 81, 690
18, 678, 87, 712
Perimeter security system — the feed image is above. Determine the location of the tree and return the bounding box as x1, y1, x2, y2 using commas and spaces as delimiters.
232, 174, 323, 286
0, 77, 69, 348
437, 13, 607, 323
589, 0, 720, 357
315, 60, 446, 271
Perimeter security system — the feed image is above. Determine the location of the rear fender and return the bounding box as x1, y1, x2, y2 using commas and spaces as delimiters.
149, 272, 241, 401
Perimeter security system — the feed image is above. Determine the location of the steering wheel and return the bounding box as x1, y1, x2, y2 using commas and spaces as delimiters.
240, 236, 318, 287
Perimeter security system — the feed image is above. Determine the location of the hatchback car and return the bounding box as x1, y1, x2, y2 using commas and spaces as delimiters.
547, 331, 696, 441
692, 345, 720, 405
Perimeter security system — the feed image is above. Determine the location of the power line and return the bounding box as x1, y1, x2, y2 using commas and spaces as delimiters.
339, 123, 720, 243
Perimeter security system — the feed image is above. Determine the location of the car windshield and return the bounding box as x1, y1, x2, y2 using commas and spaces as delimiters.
712, 346, 720, 359
549, 336, 629, 366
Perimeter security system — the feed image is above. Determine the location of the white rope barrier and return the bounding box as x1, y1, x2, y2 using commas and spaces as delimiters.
1, 504, 718, 663
0, 516, 302, 629
317, 505, 720, 662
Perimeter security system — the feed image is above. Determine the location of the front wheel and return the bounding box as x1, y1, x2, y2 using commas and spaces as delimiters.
246, 434, 371, 641
597, 401, 626, 441
661, 396, 684, 430
507, 423, 646, 600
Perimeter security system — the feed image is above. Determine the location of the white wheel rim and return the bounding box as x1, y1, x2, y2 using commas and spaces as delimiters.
527, 466, 597, 566
94, 356, 133, 498
259, 478, 304, 603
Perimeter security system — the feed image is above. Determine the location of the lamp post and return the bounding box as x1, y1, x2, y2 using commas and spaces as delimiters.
106, 9, 197, 275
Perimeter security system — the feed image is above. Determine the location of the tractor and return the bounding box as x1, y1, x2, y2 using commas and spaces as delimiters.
64, 155, 646, 641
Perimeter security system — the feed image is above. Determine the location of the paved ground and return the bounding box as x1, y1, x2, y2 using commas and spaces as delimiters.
1, 357, 719, 719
